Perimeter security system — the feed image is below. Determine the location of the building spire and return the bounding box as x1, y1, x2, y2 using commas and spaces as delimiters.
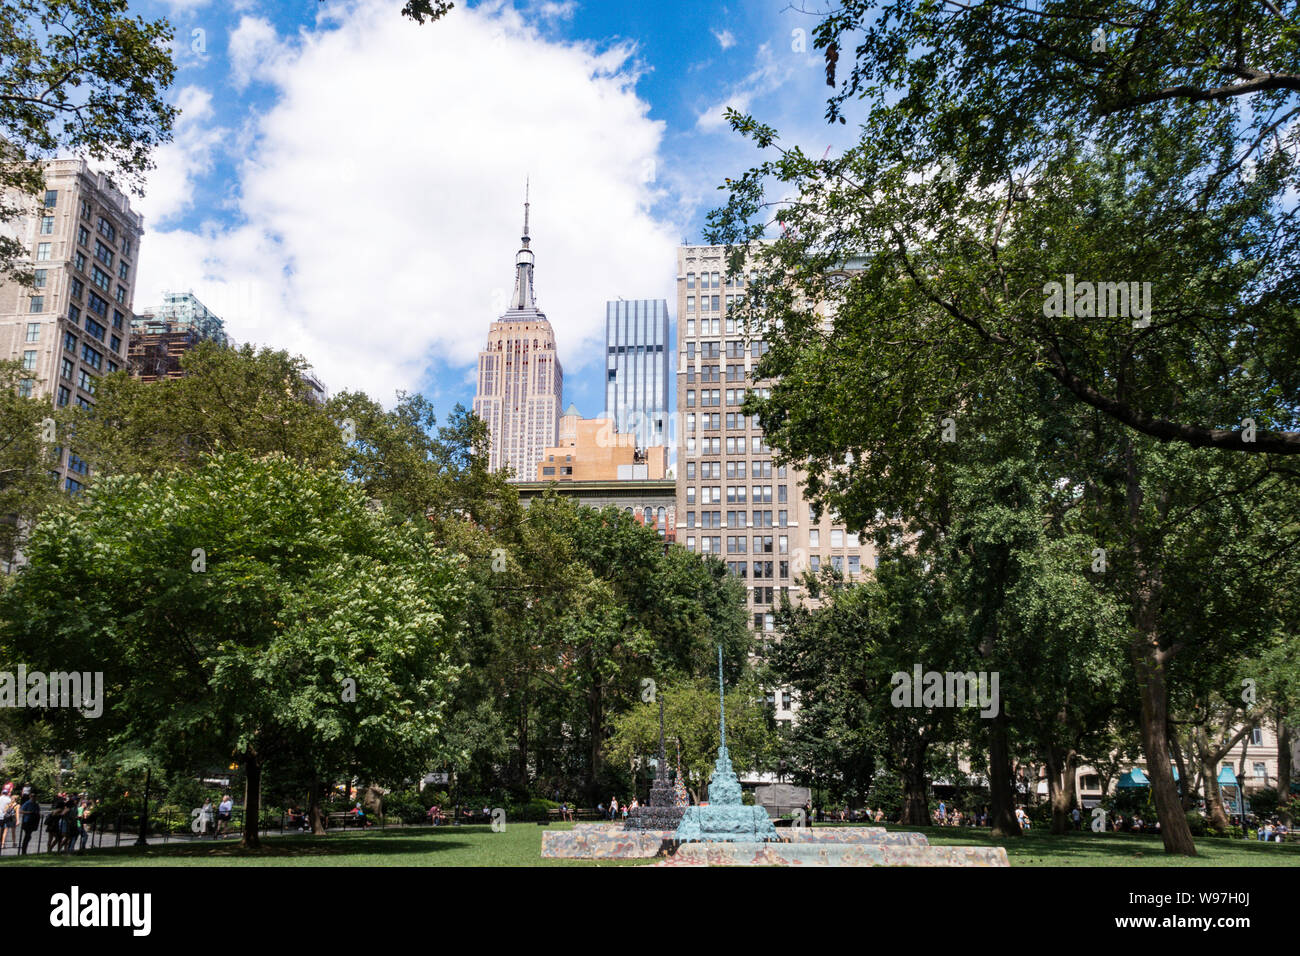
511, 178, 536, 311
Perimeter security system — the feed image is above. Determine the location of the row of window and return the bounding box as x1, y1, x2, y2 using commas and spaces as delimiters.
685, 412, 762, 432
686, 387, 770, 407
686, 486, 787, 505
686, 460, 782, 479
685, 436, 774, 456
684, 271, 747, 289
685, 510, 787, 529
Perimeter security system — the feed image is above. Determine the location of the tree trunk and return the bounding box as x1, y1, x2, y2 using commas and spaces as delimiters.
900, 733, 930, 826
1124, 435, 1196, 855
241, 748, 262, 850
901, 769, 929, 826
1278, 717, 1293, 824
1169, 725, 1192, 811
585, 670, 603, 806
987, 713, 1021, 837
1132, 641, 1195, 854
308, 773, 327, 836
1044, 746, 1077, 835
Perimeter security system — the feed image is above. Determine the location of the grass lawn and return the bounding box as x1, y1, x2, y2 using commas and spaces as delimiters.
892, 824, 1300, 867
2, 821, 1295, 866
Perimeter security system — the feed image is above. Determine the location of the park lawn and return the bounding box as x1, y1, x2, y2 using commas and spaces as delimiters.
0, 823, 644, 868
3, 821, 1296, 867
894, 824, 1300, 867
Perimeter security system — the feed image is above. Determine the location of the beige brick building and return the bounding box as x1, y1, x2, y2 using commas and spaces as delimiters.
0, 159, 143, 490
537, 405, 668, 482
675, 244, 876, 729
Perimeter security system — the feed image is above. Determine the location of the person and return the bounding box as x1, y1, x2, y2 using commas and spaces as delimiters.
79, 798, 94, 852
199, 798, 214, 837
0, 788, 13, 851
1071, 806, 1081, 830
216, 794, 233, 837
19, 791, 40, 855
44, 797, 64, 853
610, 796, 619, 820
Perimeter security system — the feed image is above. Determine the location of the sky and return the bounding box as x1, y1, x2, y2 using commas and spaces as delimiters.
127, 0, 858, 421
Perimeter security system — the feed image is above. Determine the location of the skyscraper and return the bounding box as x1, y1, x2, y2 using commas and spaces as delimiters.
604, 298, 669, 450
675, 243, 876, 730
0, 158, 144, 492
473, 188, 563, 480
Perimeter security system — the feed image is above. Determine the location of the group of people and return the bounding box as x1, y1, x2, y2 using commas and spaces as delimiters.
1255, 819, 1291, 841
194, 795, 236, 837
598, 797, 641, 820
0, 785, 98, 855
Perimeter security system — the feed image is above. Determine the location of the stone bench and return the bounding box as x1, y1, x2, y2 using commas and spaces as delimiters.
657, 842, 1009, 867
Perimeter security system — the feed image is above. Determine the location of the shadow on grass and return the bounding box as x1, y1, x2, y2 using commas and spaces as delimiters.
0, 826, 487, 865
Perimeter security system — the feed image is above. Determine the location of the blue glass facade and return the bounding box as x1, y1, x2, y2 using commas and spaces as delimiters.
605, 298, 669, 449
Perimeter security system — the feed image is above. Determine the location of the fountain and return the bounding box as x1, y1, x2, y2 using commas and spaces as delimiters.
672, 647, 780, 843
623, 695, 686, 832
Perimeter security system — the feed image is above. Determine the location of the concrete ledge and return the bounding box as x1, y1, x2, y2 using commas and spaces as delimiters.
657, 842, 1009, 867
785, 827, 928, 846
540, 828, 672, 859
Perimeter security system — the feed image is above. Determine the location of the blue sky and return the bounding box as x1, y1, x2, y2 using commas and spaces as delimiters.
126, 0, 857, 423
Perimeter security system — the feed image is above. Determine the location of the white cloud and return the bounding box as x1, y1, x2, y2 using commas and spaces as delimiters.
228, 16, 281, 91
135, 0, 678, 404
696, 43, 792, 131
135, 86, 224, 226
713, 29, 736, 50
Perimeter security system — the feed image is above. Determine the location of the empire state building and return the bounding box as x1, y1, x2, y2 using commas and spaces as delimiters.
473, 190, 564, 480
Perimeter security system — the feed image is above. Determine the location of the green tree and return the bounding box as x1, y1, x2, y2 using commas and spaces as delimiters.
606, 678, 776, 803
0, 359, 61, 567
0, 0, 177, 278
0, 453, 467, 848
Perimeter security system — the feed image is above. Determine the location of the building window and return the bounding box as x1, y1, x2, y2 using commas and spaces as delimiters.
69, 277, 83, 300
848, 555, 861, 574
33, 268, 47, 289
77, 370, 95, 394
1251, 727, 1263, 746
65, 477, 84, 493
85, 318, 105, 341
1252, 762, 1267, 779
56, 386, 70, 407
28, 296, 43, 313
40, 216, 54, 234
831, 529, 844, 548
60, 358, 73, 381
36, 242, 50, 261
21, 350, 36, 371
81, 344, 102, 370
686, 272, 695, 288
78, 225, 89, 246
44, 189, 58, 208
68, 305, 80, 326
25, 322, 40, 342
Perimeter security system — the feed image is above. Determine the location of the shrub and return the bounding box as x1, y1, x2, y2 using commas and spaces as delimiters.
1249, 788, 1280, 818
1185, 811, 1207, 836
